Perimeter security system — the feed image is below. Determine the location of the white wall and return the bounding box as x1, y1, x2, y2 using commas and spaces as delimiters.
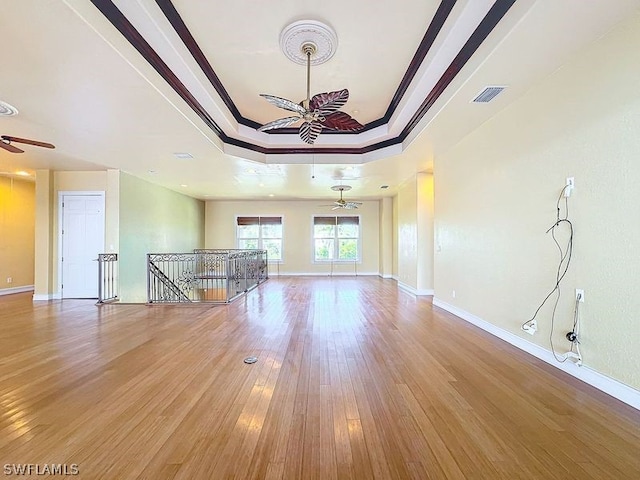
434, 13, 640, 390
205, 200, 380, 275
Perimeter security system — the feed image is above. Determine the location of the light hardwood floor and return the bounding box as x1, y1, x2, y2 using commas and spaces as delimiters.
0, 277, 639, 479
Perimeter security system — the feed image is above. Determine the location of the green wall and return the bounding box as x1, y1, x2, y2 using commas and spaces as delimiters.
119, 173, 204, 302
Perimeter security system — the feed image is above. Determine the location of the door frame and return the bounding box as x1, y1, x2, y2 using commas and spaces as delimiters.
57, 191, 106, 299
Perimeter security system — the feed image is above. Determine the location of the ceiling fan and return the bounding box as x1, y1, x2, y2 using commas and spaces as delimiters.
0, 135, 55, 154
320, 185, 363, 210
258, 42, 364, 144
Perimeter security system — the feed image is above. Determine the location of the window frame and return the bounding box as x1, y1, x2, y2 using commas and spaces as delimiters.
235, 215, 283, 262
312, 215, 361, 263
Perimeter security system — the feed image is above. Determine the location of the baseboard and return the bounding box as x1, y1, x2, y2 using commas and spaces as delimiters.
270, 272, 379, 277
397, 282, 434, 296
32, 292, 62, 301
0, 285, 34, 296
432, 298, 640, 411
379, 274, 393, 279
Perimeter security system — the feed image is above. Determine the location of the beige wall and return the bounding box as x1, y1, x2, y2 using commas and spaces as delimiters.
119, 173, 205, 302
0, 177, 35, 290
434, 14, 640, 389
205, 200, 380, 275
416, 173, 434, 292
392, 196, 398, 278
379, 197, 393, 278
396, 179, 418, 288
395, 174, 434, 293
34, 170, 54, 297
33, 170, 120, 298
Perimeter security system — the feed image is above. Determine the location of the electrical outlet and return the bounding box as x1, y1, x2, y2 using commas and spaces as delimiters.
564, 177, 574, 197
523, 320, 537, 335
452, 290, 456, 299
6, 277, 12, 284
563, 351, 582, 365
575, 289, 585, 302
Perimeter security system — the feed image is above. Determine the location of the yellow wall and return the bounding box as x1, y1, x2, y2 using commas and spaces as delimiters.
119, 173, 205, 302
395, 173, 434, 293
205, 200, 380, 275
0, 177, 35, 290
434, 14, 640, 389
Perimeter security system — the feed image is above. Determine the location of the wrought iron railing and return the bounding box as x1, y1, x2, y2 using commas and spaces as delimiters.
147, 249, 268, 303
97, 253, 119, 304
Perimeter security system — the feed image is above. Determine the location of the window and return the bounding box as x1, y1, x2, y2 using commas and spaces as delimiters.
313, 216, 359, 262
236, 216, 283, 261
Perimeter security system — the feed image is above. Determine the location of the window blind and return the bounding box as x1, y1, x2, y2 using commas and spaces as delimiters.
237, 216, 282, 226
314, 216, 359, 225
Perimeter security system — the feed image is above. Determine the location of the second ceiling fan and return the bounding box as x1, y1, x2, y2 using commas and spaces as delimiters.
320, 185, 362, 210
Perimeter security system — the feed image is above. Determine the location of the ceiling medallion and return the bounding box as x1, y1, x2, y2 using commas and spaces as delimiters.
0, 101, 19, 117
279, 20, 338, 66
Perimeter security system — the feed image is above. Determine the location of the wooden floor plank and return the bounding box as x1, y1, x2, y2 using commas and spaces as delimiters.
0, 277, 639, 479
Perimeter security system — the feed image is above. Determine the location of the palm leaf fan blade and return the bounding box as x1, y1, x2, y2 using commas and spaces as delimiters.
322, 111, 364, 131
258, 116, 301, 132
310, 89, 349, 115
299, 121, 323, 144
259, 94, 306, 114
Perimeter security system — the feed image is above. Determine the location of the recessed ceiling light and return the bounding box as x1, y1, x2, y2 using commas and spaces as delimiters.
0, 101, 18, 117
180, 184, 188, 187
259, 183, 264, 187
247, 169, 257, 174
380, 185, 389, 189
173, 152, 193, 159
15, 171, 30, 177
148, 170, 157, 175
268, 194, 275, 197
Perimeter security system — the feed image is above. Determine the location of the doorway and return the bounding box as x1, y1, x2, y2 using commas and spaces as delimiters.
59, 192, 105, 298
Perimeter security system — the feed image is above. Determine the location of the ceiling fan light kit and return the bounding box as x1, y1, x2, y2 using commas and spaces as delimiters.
258, 20, 364, 144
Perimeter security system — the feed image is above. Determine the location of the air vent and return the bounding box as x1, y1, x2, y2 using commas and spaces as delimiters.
472, 86, 506, 103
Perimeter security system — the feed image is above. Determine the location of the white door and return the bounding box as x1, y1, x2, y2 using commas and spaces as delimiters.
61, 194, 105, 298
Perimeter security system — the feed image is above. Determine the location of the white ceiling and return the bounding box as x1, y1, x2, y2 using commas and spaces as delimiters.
1, 0, 638, 201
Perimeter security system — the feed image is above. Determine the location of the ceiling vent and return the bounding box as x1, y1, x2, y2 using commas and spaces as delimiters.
471, 86, 506, 103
